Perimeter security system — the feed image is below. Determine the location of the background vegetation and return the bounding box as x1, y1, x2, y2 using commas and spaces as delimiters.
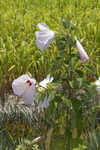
0, 0, 100, 92
0, 0, 100, 149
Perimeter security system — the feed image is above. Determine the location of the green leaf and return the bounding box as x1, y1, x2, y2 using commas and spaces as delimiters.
75, 70, 84, 78
84, 65, 97, 76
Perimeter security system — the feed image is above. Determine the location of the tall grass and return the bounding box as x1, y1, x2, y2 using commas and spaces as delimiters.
0, 0, 100, 94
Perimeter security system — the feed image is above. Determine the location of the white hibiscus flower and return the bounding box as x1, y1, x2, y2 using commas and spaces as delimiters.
35, 23, 55, 50
12, 74, 54, 107
12, 74, 36, 105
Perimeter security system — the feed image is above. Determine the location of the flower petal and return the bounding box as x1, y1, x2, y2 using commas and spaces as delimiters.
95, 77, 100, 93
12, 74, 36, 104
35, 23, 55, 50
35, 30, 49, 41
76, 40, 89, 63
37, 23, 49, 30
22, 82, 37, 105
39, 74, 53, 88
12, 74, 31, 96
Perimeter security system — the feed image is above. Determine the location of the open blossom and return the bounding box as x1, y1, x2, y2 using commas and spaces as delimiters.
76, 40, 89, 63
35, 23, 55, 50
12, 74, 36, 105
39, 74, 53, 88
95, 77, 100, 93
12, 74, 54, 107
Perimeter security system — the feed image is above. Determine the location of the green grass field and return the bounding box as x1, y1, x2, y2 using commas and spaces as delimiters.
0, 0, 100, 93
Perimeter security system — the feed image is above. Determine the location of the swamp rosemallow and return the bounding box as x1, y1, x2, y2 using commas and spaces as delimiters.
12, 74, 54, 107
35, 23, 55, 50
76, 40, 89, 63
12, 74, 36, 105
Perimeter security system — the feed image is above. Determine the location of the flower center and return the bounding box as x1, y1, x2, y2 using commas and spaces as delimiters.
26, 80, 32, 86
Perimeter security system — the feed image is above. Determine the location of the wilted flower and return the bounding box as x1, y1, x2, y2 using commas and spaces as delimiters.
76, 40, 89, 63
95, 77, 100, 93
35, 23, 55, 50
39, 74, 53, 88
12, 74, 36, 105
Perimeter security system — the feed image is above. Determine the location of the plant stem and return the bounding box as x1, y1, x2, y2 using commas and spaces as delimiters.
45, 128, 53, 150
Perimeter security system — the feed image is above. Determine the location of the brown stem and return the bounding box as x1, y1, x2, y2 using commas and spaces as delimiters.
45, 128, 53, 150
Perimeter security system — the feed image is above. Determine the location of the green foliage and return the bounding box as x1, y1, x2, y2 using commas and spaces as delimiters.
0, 0, 100, 150
0, 0, 100, 93
0, 103, 42, 150
84, 128, 100, 150
73, 144, 87, 150
15, 139, 40, 150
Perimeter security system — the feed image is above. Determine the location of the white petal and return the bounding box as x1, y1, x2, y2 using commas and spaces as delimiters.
22, 83, 37, 105
37, 23, 49, 30
36, 40, 47, 50
96, 87, 100, 92
46, 74, 53, 82
76, 40, 89, 63
96, 80, 100, 87
36, 37, 54, 50
39, 74, 53, 88
35, 30, 51, 41
35, 23, 55, 50
95, 77, 100, 93
12, 74, 31, 96
12, 74, 36, 104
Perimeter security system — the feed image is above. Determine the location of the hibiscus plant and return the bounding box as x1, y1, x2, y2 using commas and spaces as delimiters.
12, 19, 98, 150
